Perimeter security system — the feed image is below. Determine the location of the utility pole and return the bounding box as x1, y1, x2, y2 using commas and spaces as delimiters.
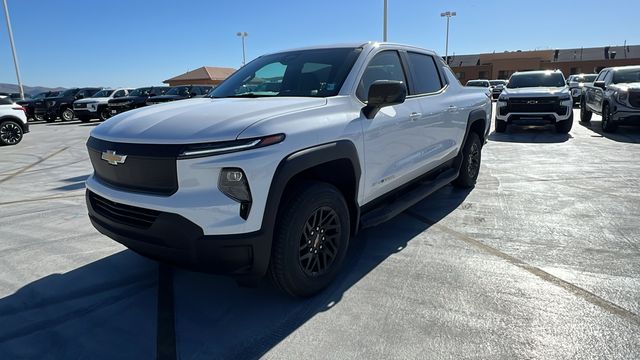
383, 0, 388, 41
236, 31, 248, 66
440, 11, 457, 65
2, 0, 24, 99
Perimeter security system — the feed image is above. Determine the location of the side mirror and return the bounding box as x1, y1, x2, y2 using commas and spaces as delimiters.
594, 81, 606, 90
362, 80, 407, 119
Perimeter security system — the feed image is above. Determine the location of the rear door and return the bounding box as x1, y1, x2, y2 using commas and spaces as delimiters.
359, 50, 425, 203
405, 52, 460, 170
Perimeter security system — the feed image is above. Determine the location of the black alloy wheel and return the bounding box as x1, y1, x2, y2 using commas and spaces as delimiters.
299, 206, 341, 277
0, 121, 23, 145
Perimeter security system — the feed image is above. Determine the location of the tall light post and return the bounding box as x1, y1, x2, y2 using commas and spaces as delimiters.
236, 31, 248, 67
440, 11, 456, 65
383, 0, 388, 41
2, 0, 24, 99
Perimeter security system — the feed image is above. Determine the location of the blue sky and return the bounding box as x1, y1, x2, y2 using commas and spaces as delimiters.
1, 0, 638, 88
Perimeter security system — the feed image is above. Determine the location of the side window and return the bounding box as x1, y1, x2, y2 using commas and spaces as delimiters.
603, 71, 614, 84
595, 70, 607, 82
407, 52, 444, 94
357, 51, 407, 101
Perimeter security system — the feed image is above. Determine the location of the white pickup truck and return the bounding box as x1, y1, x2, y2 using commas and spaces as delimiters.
85, 42, 491, 296
73, 88, 132, 122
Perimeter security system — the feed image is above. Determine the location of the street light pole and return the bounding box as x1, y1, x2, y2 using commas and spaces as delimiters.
440, 11, 457, 65
236, 31, 248, 66
383, 0, 388, 41
2, 0, 24, 99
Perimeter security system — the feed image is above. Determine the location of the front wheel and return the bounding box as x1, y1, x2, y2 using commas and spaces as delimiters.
0, 120, 24, 146
269, 181, 350, 297
61, 108, 75, 122
453, 132, 482, 189
580, 99, 592, 123
555, 113, 573, 134
34, 113, 44, 122
601, 103, 617, 133
99, 108, 110, 121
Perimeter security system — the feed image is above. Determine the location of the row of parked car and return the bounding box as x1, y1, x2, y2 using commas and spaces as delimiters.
16, 85, 214, 123
466, 65, 639, 134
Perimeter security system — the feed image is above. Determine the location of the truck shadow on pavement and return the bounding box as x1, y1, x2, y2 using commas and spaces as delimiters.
578, 121, 640, 144
0, 186, 471, 359
488, 126, 572, 143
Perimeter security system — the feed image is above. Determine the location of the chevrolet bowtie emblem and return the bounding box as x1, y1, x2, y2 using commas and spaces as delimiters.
527, 100, 538, 104
101, 150, 127, 165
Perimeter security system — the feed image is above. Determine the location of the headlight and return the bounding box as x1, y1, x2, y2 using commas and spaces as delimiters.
616, 91, 628, 103
178, 133, 285, 158
559, 94, 572, 101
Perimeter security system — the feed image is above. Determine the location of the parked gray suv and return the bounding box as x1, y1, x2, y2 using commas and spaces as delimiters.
581, 66, 640, 132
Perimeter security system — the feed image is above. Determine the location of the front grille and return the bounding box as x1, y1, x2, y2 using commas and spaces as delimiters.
629, 91, 640, 108
87, 137, 180, 196
89, 191, 159, 229
507, 97, 560, 113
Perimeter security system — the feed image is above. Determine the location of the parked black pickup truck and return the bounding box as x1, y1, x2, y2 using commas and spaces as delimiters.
34, 87, 102, 122
581, 65, 640, 132
145, 85, 213, 105
16, 91, 60, 121
108, 86, 169, 116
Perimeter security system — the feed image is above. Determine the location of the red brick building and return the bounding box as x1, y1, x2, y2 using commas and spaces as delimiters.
448, 45, 640, 83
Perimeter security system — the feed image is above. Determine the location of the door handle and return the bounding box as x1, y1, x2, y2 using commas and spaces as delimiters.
447, 105, 458, 112
409, 112, 422, 120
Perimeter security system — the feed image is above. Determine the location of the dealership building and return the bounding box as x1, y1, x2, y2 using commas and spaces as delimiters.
448, 44, 640, 83
164, 66, 236, 86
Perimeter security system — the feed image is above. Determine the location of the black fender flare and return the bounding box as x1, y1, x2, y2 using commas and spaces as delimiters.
252, 140, 362, 276
454, 109, 487, 170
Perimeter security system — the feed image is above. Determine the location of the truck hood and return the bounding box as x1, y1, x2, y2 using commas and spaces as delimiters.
502, 87, 569, 97
75, 97, 110, 104
91, 97, 327, 144
611, 82, 640, 91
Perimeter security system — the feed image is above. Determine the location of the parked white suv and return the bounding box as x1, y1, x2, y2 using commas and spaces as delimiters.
0, 96, 28, 146
85, 42, 491, 296
495, 70, 573, 133
74, 88, 132, 122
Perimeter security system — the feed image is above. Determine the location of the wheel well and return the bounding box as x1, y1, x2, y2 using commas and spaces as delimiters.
469, 118, 486, 143
281, 159, 358, 236
0, 116, 25, 131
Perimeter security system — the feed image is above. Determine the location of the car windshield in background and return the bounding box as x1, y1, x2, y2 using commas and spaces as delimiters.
58, 89, 78, 97
467, 81, 489, 87
573, 75, 597, 83
211, 47, 362, 98
612, 68, 640, 84
507, 72, 566, 88
129, 88, 151, 97
165, 86, 189, 96
92, 89, 114, 97
490, 80, 506, 86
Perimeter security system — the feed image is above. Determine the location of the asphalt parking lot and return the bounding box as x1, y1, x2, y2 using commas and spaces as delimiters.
1, 108, 640, 359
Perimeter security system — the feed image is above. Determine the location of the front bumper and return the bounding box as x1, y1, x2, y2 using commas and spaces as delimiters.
86, 190, 268, 275
496, 99, 573, 124
74, 109, 97, 117
109, 104, 134, 115
611, 103, 640, 124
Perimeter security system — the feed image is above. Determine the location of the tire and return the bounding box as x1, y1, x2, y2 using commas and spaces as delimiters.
0, 120, 24, 146
495, 119, 507, 133
269, 181, 350, 297
601, 103, 617, 133
453, 132, 482, 188
34, 113, 44, 122
555, 112, 573, 134
580, 98, 592, 123
98, 108, 110, 121
61, 108, 74, 122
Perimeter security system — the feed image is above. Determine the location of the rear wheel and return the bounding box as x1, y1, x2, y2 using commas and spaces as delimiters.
453, 132, 482, 188
269, 182, 350, 297
555, 113, 573, 134
495, 119, 507, 133
580, 98, 592, 123
601, 103, 617, 133
61, 108, 74, 122
34, 113, 44, 122
0, 120, 24, 146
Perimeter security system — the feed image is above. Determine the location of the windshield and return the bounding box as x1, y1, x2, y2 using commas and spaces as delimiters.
507, 72, 566, 88
467, 81, 489, 87
572, 75, 597, 83
59, 89, 79, 97
165, 86, 190, 96
490, 80, 506, 86
128, 87, 152, 97
92, 89, 115, 98
211, 47, 362, 98
612, 68, 640, 84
